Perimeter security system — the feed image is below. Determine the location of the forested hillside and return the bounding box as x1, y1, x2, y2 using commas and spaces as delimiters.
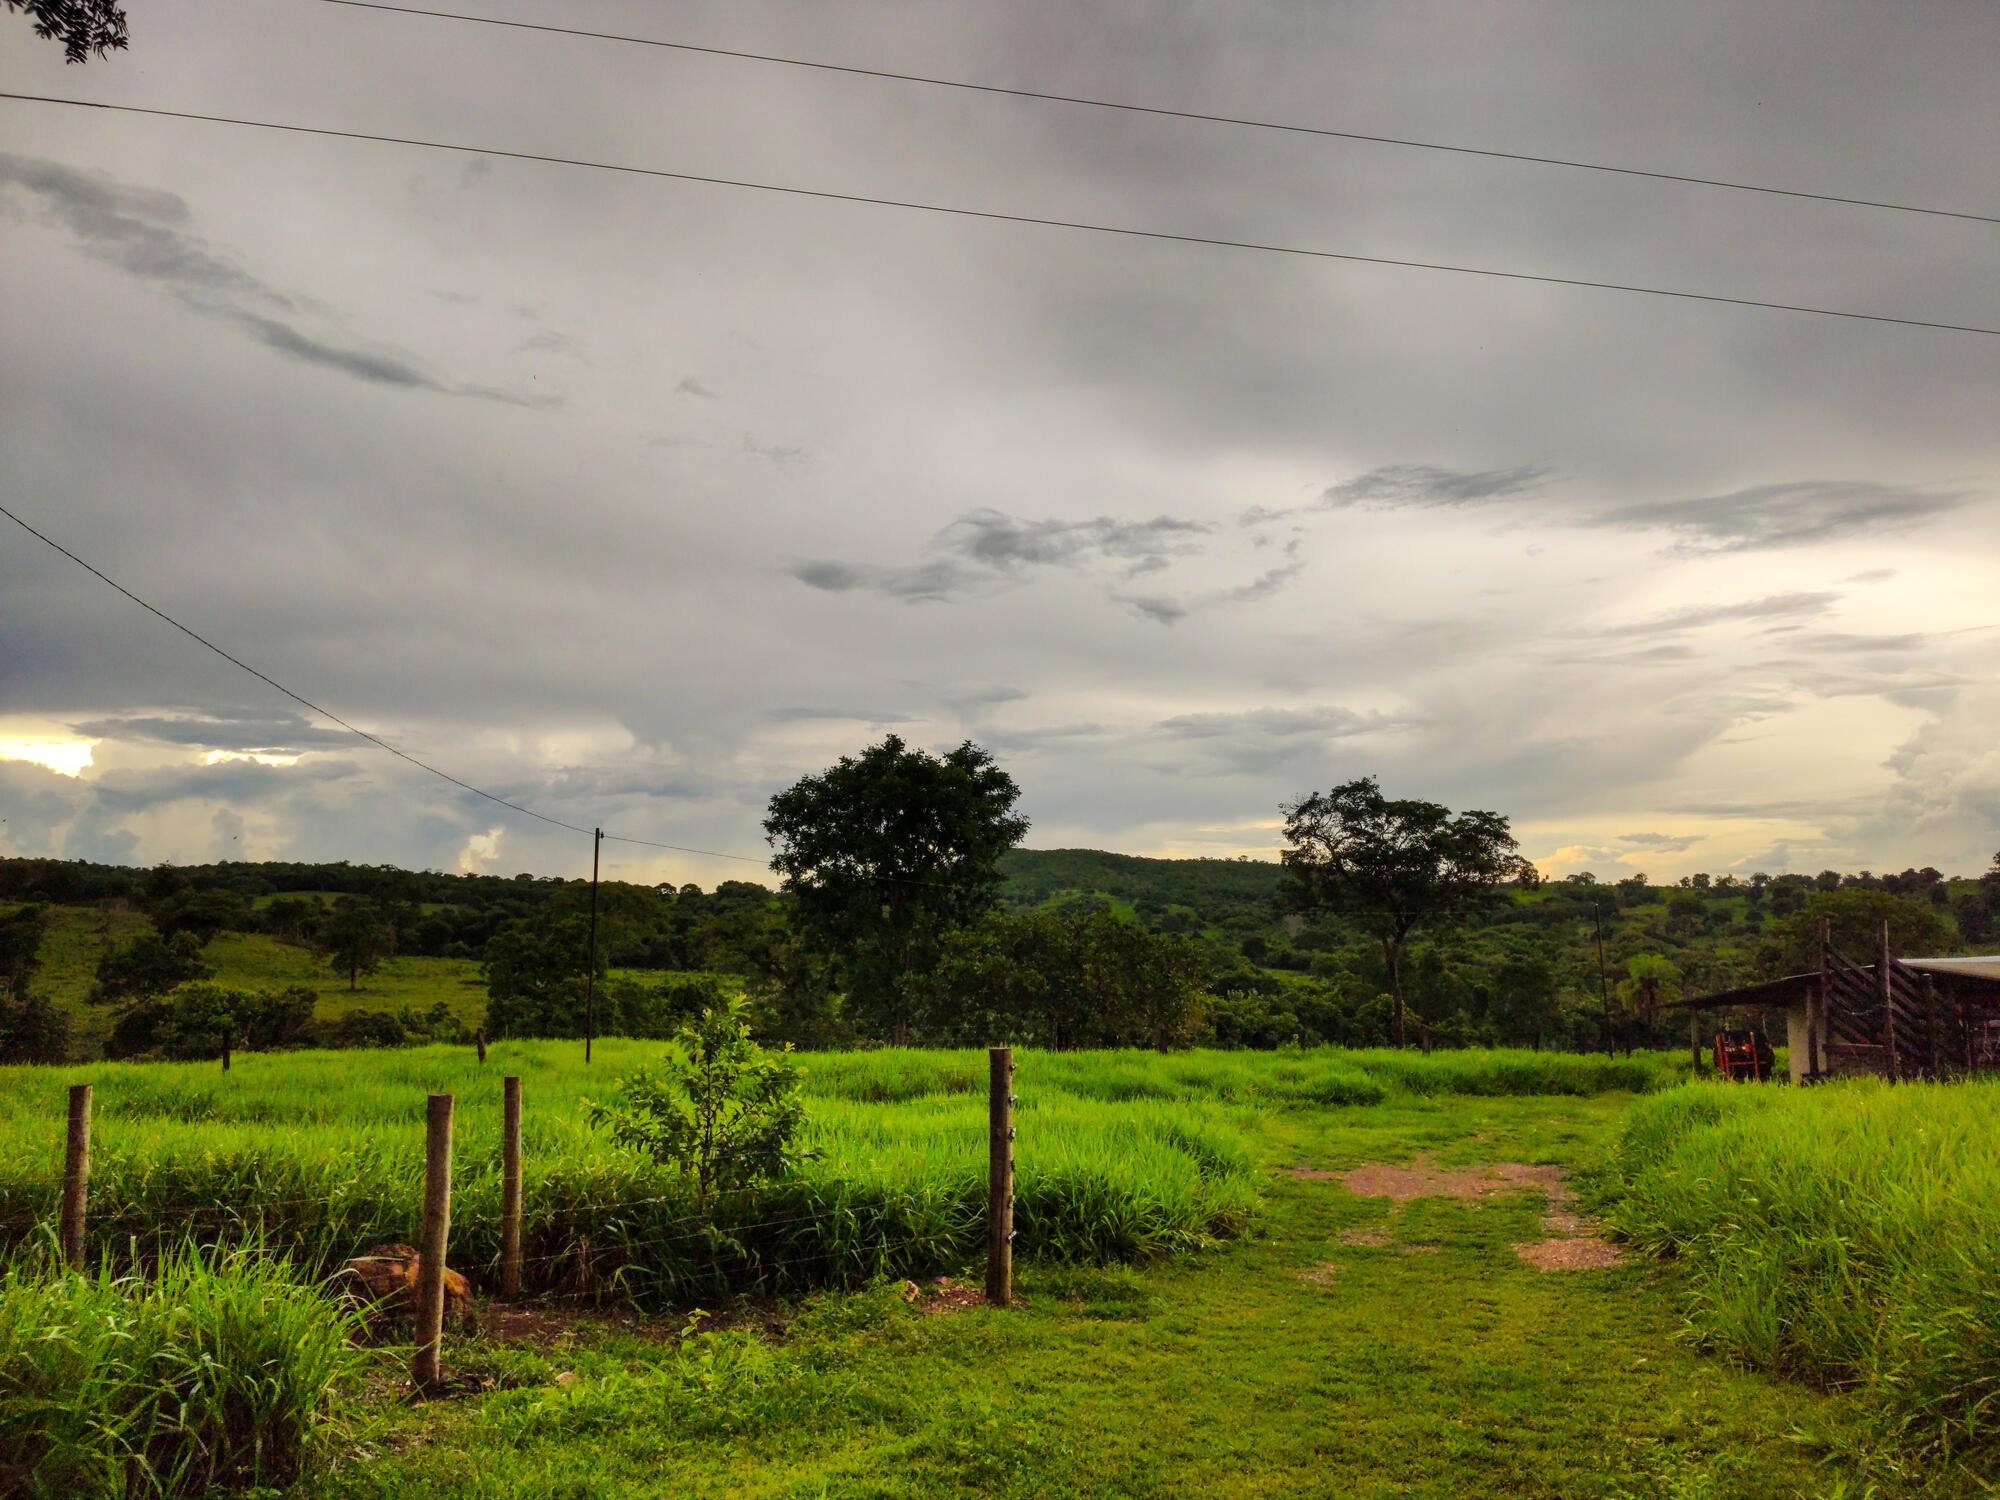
2, 851, 1993, 1062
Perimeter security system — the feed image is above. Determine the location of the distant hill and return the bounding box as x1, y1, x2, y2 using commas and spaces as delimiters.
999, 848, 1282, 936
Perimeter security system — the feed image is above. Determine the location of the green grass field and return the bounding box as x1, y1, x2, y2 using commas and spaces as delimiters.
0, 1046, 1679, 1303
1610, 1079, 2000, 1474
4, 1048, 1990, 1496
295, 1091, 1905, 1500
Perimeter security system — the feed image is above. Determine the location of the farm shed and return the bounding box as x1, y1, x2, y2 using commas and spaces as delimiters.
1672, 926, 2000, 1084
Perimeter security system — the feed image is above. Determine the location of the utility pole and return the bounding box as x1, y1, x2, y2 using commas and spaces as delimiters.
1594, 901, 1612, 1054
585, 827, 602, 1064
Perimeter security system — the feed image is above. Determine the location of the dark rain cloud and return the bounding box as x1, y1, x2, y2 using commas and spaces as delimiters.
766, 706, 914, 724
794, 507, 1216, 608
1586, 480, 1969, 553
1322, 463, 1552, 510
86, 758, 360, 814
1114, 560, 1307, 626
66, 710, 357, 753
2, 0, 1995, 879
0, 152, 543, 404
1153, 705, 1399, 740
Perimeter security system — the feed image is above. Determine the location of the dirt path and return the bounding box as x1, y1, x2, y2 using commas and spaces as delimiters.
1299, 1151, 1625, 1270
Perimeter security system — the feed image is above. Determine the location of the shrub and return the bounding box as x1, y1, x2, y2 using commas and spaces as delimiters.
592, 997, 808, 1213
106, 983, 318, 1061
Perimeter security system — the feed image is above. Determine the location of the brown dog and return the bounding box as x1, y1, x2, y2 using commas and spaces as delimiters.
335, 1243, 476, 1331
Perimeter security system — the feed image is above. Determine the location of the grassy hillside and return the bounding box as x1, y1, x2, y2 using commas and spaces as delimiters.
998, 847, 1283, 941
16, 903, 489, 1040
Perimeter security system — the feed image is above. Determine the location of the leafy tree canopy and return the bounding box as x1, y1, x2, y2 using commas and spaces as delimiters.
150, 887, 252, 945
0, 903, 48, 1002
5, 0, 126, 63
482, 913, 603, 1039
765, 734, 1028, 1043
314, 896, 397, 992
0, 903, 67, 1063
1280, 777, 1531, 1046
105, 982, 316, 1061
92, 928, 211, 1005
1760, 888, 1954, 974
920, 910, 1209, 1051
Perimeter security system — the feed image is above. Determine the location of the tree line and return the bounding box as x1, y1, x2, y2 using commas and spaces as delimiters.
2, 737, 1994, 1063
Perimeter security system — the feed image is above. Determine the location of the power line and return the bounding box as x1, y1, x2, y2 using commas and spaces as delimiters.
1, 500, 966, 881
314, 0, 2000, 228
602, 833, 764, 865
1, 499, 598, 838
0, 517, 1547, 901
3, 92, 1995, 338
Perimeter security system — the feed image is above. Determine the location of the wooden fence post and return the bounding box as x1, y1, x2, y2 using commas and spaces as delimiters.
1922, 972, 1943, 1078
986, 1046, 1014, 1307
500, 1075, 523, 1299
475, 1026, 487, 1064
1810, 916, 1829, 1081
413, 1093, 454, 1388
60, 1083, 91, 1269
1878, 919, 1900, 1080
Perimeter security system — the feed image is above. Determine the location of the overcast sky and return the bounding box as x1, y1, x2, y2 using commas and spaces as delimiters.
3, 0, 1997, 886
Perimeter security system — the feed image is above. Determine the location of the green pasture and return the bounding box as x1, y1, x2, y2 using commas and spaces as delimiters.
1611, 1077, 2000, 1473
4, 1049, 1992, 1495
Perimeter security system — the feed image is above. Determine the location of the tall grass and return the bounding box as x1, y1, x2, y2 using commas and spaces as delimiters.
1608, 1079, 2000, 1469
0, 1241, 365, 1498
0, 1044, 1673, 1305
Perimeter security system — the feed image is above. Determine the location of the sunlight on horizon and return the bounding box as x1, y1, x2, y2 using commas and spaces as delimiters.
0, 735, 95, 778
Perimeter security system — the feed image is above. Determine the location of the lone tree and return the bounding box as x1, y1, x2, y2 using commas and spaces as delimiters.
482, 913, 604, 1038
315, 896, 396, 992
5, 1, 127, 63
1280, 777, 1532, 1047
91, 927, 211, 1005
764, 734, 1028, 1045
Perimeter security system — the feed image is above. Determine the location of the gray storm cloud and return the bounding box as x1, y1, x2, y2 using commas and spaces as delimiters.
1587, 480, 1972, 553
0, 152, 546, 404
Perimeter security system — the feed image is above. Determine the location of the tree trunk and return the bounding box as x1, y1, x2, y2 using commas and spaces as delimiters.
1383, 939, 1405, 1048
349, 960, 358, 993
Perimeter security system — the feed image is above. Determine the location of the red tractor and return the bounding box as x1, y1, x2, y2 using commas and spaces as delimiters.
1712, 1029, 1775, 1081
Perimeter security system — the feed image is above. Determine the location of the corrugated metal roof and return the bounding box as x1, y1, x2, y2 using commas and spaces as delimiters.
1662, 973, 1814, 1011
1903, 955, 2000, 982
1665, 955, 2000, 1009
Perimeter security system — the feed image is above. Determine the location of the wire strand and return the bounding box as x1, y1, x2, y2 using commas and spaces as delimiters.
312, 0, 2000, 228
0, 499, 596, 837
2, 92, 1993, 338
2, 498, 1052, 888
